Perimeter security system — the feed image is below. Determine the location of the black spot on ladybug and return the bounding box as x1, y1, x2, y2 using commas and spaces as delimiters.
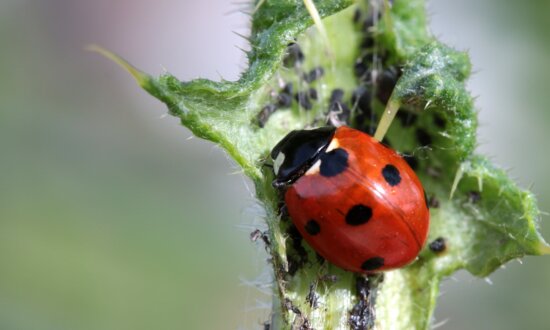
305, 219, 321, 236
257, 104, 277, 127
346, 204, 373, 226
295, 91, 312, 110
319, 148, 349, 177
402, 153, 418, 171
308, 87, 318, 100
429, 237, 447, 253
361, 257, 385, 271
434, 113, 446, 128
303, 66, 325, 83
468, 191, 481, 204
276, 93, 292, 108
283, 43, 304, 67
382, 164, 401, 186
416, 128, 432, 146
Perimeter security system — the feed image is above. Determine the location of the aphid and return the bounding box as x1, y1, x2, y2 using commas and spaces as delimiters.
402, 153, 418, 171
306, 283, 319, 308
429, 237, 447, 253
349, 277, 376, 329
354, 56, 372, 80
257, 104, 277, 127
361, 35, 375, 49
433, 113, 446, 128
330, 89, 345, 104
468, 191, 481, 204
250, 229, 271, 247
283, 42, 304, 67
351, 86, 373, 116
308, 87, 318, 100
396, 110, 418, 127
282, 82, 294, 95
295, 91, 312, 110
353, 8, 362, 24
416, 128, 432, 146
428, 195, 440, 208
327, 89, 351, 127
277, 93, 292, 108
376, 67, 401, 104
303, 66, 325, 83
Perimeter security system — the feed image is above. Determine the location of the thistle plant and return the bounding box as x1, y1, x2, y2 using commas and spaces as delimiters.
94, 0, 549, 328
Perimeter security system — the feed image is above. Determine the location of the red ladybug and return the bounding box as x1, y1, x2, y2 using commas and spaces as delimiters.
271, 126, 429, 273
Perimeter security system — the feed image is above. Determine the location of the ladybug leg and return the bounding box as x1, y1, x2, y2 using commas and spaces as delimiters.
272, 179, 291, 189
259, 154, 274, 170
278, 203, 289, 218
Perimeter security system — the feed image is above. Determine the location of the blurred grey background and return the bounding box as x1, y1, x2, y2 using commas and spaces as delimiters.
0, 0, 548, 329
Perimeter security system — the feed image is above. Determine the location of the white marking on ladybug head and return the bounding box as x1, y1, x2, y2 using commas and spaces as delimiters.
273, 152, 285, 176
305, 159, 321, 176
325, 138, 340, 152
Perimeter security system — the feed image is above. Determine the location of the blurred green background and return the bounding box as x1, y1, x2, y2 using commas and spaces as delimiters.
0, 0, 549, 329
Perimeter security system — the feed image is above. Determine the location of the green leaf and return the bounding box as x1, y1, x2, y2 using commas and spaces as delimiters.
99, 0, 550, 328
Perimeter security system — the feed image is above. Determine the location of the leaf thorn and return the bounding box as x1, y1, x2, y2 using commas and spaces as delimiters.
537, 243, 550, 255
86, 44, 150, 87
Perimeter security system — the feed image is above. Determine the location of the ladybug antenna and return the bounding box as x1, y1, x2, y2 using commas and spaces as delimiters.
374, 99, 400, 142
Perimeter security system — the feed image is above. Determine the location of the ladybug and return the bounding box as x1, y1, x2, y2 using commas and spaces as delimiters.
271, 126, 429, 273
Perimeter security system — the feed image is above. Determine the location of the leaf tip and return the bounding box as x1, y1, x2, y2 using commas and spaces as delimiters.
537, 242, 550, 255
86, 44, 150, 87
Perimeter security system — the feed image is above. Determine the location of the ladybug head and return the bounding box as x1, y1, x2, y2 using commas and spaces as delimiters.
271, 126, 335, 188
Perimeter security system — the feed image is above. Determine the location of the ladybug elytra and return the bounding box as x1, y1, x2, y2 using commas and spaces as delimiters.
271, 126, 429, 273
